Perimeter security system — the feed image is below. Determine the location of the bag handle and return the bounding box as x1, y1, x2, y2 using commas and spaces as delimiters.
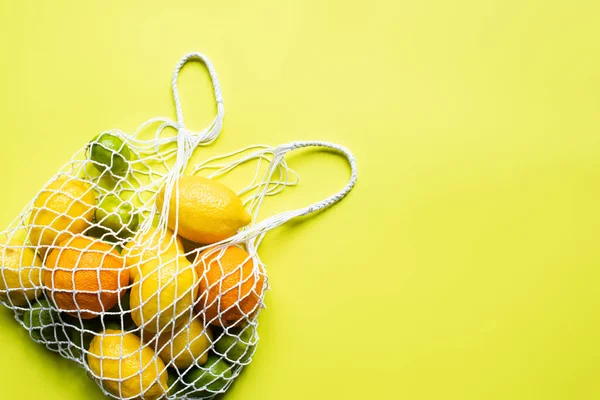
124, 52, 226, 235
161, 53, 226, 204
101, 52, 225, 149
226, 141, 357, 248
171, 52, 224, 146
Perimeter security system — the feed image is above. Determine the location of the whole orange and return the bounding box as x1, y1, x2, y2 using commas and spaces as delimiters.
195, 246, 265, 327
44, 236, 129, 319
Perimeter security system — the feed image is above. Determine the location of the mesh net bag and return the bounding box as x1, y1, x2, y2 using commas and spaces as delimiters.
0, 52, 357, 399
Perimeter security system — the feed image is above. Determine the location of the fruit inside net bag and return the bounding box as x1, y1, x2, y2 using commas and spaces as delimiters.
0, 55, 357, 399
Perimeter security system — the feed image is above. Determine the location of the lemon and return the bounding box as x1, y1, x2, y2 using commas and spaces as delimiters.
0, 236, 42, 306
130, 256, 198, 334
122, 226, 184, 282
156, 176, 251, 244
95, 194, 139, 238
29, 177, 96, 248
155, 316, 212, 369
88, 329, 167, 399
89, 132, 132, 176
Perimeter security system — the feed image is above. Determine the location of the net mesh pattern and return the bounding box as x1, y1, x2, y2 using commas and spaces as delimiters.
0, 54, 357, 400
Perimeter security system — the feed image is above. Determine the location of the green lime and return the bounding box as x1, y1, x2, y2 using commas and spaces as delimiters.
64, 318, 102, 358
89, 132, 131, 176
183, 355, 233, 396
21, 298, 65, 347
214, 325, 257, 363
167, 370, 184, 397
102, 300, 139, 335
106, 290, 131, 315
84, 225, 119, 243
105, 313, 137, 333
95, 194, 139, 237
102, 292, 138, 333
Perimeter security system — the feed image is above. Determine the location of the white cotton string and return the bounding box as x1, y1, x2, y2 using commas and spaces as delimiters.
101, 52, 224, 149
219, 141, 357, 247
0, 49, 358, 400
0, 51, 260, 400
171, 52, 224, 146
193, 144, 300, 207
156, 52, 226, 232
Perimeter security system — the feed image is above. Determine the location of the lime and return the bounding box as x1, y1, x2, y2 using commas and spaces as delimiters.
106, 290, 131, 315
84, 225, 119, 243
103, 313, 137, 333
183, 355, 233, 395
214, 325, 257, 363
63, 317, 102, 358
95, 194, 139, 237
104, 292, 138, 333
89, 132, 131, 176
87, 329, 167, 399
21, 298, 64, 344
167, 370, 184, 397
103, 319, 136, 332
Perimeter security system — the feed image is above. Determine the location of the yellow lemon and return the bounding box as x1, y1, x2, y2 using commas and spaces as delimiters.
0, 236, 42, 306
87, 329, 167, 399
156, 176, 251, 244
29, 177, 95, 248
155, 316, 212, 369
122, 226, 184, 282
130, 256, 198, 334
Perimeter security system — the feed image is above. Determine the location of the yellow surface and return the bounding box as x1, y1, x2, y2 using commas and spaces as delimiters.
0, 0, 599, 399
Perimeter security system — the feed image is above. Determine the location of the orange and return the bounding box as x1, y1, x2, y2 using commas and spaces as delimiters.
195, 246, 265, 327
44, 236, 129, 319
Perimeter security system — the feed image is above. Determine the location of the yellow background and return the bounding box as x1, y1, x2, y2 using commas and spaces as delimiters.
1, 0, 599, 399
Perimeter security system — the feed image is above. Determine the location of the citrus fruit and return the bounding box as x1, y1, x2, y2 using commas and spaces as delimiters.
0, 236, 42, 306
21, 298, 62, 343
87, 329, 167, 400
44, 236, 129, 319
155, 316, 212, 369
95, 194, 139, 238
156, 176, 251, 244
63, 317, 102, 359
103, 292, 138, 333
29, 177, 96, 248
214, 324, 257, 364
130, 255, 198, 333
89, 132, 132, 176
196, 246, 265, 327
105, 289, 132, 316
167, 371, 184, 397
183, 355, 233, 395
103, 319, 137, 333
122, 226, 184, 282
